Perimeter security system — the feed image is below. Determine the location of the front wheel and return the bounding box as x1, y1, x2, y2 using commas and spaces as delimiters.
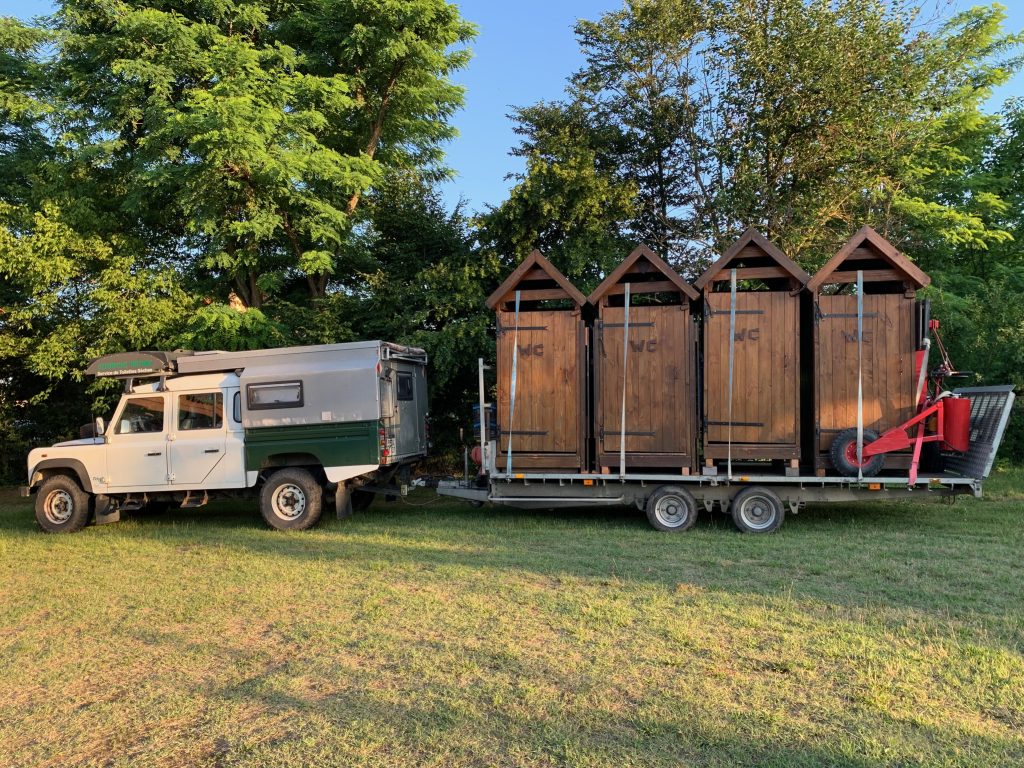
35, 475, 92, 534
645, 485, 698, 532
830, 428, 884, 477
259, 469, 323, 531
730, 486, 785, 534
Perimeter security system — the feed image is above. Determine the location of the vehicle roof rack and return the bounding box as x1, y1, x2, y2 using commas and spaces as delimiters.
85, 351, 193, 379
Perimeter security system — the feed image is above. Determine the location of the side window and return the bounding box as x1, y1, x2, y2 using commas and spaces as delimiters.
247, 381, 303, 410
233, 392, 241, 423
178, 392, 223, 431
115, 396, 166, 434
396, 371, 414, 401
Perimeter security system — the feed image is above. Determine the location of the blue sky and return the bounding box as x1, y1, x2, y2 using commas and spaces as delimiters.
6, 1, 1024, 213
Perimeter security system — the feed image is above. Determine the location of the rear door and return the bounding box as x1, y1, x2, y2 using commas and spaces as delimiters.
168, 390, 226, 486
389, 364, 426, 459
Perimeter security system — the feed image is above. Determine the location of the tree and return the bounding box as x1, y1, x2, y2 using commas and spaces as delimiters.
490, 0, 1021, 276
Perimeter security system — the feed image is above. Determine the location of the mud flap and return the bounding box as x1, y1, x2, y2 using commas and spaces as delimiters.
93, 495, 121, 525
335, 483, 353, 520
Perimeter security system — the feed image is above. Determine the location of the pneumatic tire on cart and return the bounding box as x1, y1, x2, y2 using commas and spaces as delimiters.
830, 428, 885, 478
34, 474, 92, 534
730, 486, 785, 534
645, 485, 698, 532
260, 469, 323, 531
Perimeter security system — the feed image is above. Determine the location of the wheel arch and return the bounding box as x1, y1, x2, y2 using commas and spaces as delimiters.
29, 459, 94, 494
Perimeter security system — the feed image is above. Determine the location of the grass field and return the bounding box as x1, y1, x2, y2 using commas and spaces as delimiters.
2, 472, 1023, 768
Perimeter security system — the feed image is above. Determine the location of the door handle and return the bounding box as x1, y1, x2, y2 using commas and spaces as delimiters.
146, 452, 162, 457
204, 449, 220, 454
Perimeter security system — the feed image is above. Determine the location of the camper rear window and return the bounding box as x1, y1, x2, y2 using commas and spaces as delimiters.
397, 372, 414, 401
247, 381, 303, 410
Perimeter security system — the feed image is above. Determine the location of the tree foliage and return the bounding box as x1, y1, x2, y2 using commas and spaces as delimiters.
484, 0, 1022, 275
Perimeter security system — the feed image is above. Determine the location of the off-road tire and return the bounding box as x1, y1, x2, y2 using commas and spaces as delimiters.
645, 485, 698, 532
830, 428, 885, 478
34, 474, 92, 534
259, 469, 323, 531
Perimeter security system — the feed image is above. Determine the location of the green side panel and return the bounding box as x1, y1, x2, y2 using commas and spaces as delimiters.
245, 421, 380, 470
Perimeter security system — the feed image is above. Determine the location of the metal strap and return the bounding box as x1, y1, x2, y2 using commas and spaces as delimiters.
856, 271, 864, 482
727, 269, 736, 480
620, 283, 630, 477
506, 290, 520, 475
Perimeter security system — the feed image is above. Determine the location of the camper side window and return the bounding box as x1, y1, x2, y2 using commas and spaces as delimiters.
396, 372, 414, 401
247, 381, 303, 410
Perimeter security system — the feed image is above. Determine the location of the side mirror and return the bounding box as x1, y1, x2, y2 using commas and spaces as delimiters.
94, 416, 106, 438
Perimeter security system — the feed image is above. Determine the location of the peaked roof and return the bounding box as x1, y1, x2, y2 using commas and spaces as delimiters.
806, 226, 931, 292
588, 245, 698, 303
485, 249, 586, 310
694, 228, 809, 291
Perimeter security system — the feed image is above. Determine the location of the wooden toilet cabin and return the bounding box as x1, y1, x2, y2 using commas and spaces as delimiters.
807, 226, 931, 472
695, 229, 810, 473
588, 245, 699, 475
486, 250, 588, 472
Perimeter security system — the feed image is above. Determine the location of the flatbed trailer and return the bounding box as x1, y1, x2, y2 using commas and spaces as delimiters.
438, 371, 1014, 533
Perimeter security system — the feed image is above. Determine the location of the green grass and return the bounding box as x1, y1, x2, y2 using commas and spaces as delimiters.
2, 472, 1023, 767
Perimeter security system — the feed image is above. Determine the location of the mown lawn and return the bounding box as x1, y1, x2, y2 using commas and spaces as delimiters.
1, 472, 1023, 768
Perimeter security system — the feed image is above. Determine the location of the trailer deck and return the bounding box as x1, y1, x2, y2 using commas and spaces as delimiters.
438, 384, 1014, 529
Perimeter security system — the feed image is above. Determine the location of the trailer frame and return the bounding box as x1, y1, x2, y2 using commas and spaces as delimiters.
438, 362, 1014, 532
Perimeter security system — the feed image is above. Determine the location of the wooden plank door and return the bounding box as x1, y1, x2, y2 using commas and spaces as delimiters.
496, 310, 579, 457
816, 294, 914, 454
597, 305, 691, 456
704, 292, 798, 446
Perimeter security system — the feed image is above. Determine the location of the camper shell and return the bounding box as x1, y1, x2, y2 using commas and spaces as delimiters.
23, 341, 429, 532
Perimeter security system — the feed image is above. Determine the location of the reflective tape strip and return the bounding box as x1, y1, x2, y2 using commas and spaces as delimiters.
506, 290, 520, 475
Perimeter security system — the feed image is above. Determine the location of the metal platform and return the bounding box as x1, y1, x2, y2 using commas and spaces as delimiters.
439, 385, 1014, 510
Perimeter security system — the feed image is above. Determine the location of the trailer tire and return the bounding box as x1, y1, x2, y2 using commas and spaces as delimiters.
35, 474, 92, 534
730, 486, 784, 534
260, 469, 323, 531
830, 428, 885, 478
645, 486, 698, 532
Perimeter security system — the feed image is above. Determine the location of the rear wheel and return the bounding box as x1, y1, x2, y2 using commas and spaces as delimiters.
260, 469, 323, 531
830, 428, 885, 477
35, 475, 92, 534
645, 485, 698, 532
730, 486, 785, 534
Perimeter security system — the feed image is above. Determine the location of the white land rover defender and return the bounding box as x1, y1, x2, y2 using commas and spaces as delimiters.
21, 342, 429, 533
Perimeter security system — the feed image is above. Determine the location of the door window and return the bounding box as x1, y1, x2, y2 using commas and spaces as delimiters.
396, 371, 414, 401
116, 396, 166, 434
178, 392, 224, 431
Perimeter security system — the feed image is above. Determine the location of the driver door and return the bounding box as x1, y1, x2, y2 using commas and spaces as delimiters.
106, 394, 170, 489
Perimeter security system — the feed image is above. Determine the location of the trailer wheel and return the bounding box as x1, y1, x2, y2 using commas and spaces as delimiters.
35, 475, 92, 534
730, 486, 784, 534
645, 486, 698, 532
260, 469, 323, 531
830, 428, 885, 477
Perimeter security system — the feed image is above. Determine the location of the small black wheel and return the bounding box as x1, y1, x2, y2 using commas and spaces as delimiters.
645, 485, 698, 532
730, 486, 785, 534
259, 469, 323, 531
34, 475, 92, 534
830, 428, 885, 477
